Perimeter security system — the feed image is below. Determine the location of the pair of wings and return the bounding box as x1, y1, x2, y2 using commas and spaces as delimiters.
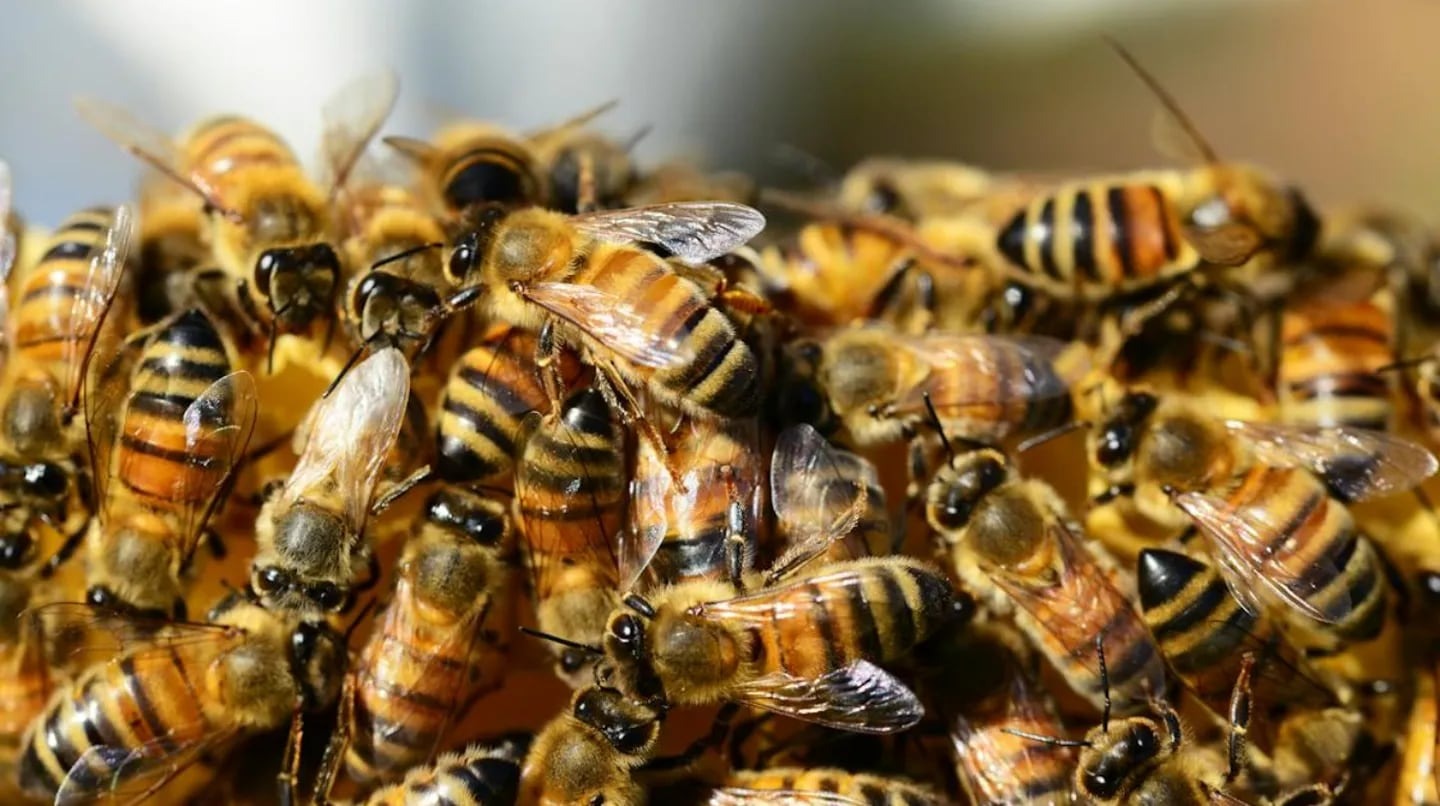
951, 673, 1075, 806
74, 71, 399, 222
1174, 420, 1437, 625
513, 201, 765, 370
23, 603, 248, 806
282, 347, 411, 535
883, 331, 1077, 424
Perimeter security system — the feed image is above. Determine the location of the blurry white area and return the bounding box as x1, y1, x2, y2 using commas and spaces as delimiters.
2, 0, 1437, 224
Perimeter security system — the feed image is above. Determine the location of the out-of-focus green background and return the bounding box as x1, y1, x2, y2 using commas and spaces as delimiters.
1, 0, 1432, 224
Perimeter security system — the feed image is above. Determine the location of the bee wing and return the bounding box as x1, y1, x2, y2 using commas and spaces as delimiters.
620, 434, 671, 592
72, 98, 237, 220
55, 726, 240, 806
768, 424, 875, 572
284, 348, 410, 532
82, 329, 149, 524
174, 371, 259, 561
1185, 619, 1333, 709
522, 281, 695, 369
60, 205, 134, 415
1173, 489, 1348, 625
570, 202, 766, 263
318, 70, 400, 196
888, 334, 1075, 419
24, 602, 240, 671
1183, 220, 1263, 267
731, 660, 924, 734
707, 790, 866, 806
1224, 420, 1438, 502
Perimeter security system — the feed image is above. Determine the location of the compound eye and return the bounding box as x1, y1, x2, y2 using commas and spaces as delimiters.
934, 485, 972, 531
465, 511, 506, 545
25, 463, 65, 497
611, 724, 651, 754
310, 243, 341, 272
0, 532, 33, 569
255, 249, 285, 295
1097, 424, 1133, 467
308, 582, 346, 611
255, 566, 289, 594
447, 238, 477, 283
612, 614, 641, 643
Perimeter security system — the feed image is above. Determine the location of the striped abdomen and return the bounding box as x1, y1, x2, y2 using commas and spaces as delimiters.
924, 342, 1073, 444
1277, 296, 1395, 431
183, 115, 300, 187
723, 768, 943, 806
1213, 466, 1387, 644
953, 708, 1074, 806
0, 645, 51, 771
363, 743, 523, 806
996, 178, 1195, 298
346, 185, 447, 285
436, 329, 559, 484
438, 137, 543, 213
769, 223, 916, 326
717, 557, 954, 680
116, 309, 233, 507
18, 643, 219, 799
12, 206, 119, 371
574, 244, 758, 419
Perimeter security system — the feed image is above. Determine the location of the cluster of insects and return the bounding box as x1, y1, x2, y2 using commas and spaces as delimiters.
4, 40, 1440, 805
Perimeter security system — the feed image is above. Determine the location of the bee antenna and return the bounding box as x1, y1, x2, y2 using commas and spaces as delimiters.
1001, 727, 1092, 748
921, 392, 955, 461
345, 598, 378, 642
324, 342, 370, 399
1104, 36, 1219, 165
623, 593, 656, 619
1376, 355, 1436, 374
623, 124, 654, 154
1017, 420, 1091, 455
369, 242, 444, 272
1096, 631, 1112, 733
519, 626, 604, 655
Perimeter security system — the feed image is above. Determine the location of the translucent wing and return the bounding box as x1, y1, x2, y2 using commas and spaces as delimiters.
319, 70, 400, 195
23, 602, 239, 672
54, 724, 239, 806
707, 790, 865, 806
768, 424, 874, 575
730, 660, 924, 734
83, 331, 148, 523
889, 334, 1075, 418
570, 202, 766, 263
621, 433, 671, 592
1225, 420, 1438, 502
63, 205, 134, 415
284, 348, 410, 532
1174, 487, 1350, 625
73, 98, 235, 219
521, 281, 695, 369
526, 99, 619, 142
0, 159, 14, 296
173, 371, 258, 560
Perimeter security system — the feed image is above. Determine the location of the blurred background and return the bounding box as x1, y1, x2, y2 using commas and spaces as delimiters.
1, 0, 1435, 224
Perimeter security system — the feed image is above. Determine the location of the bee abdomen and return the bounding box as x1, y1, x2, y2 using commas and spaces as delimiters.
435, 341, 549, 483
14, 207, 118, 361
1278, 299, 1395, 430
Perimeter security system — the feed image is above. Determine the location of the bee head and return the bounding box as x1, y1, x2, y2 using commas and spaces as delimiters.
255, 243, 340, 328
351, 270, 442, 346
926, 450, 1009, 534
1077, 717, 1173, 801
771, 339, 838, 434
572, 686, 663, 757
446, 205, 509, 285
251, 564, 349, 614
1094, 391, 1158, 468
601, 596, 665, 706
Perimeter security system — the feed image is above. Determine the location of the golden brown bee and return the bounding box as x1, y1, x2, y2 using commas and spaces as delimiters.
446, 201, 765, 420
1274, 290, 1397, 431
434, 324, 583, 486
336, 487, 517, 789
925, 446, 1166, 714
251, 348, 411, 614
0, 205, 132, 571
994, 44, 1320, 307
385, 120, 545, 222
75, 73, 398, 361
835, 156, 998, 219
1091, 388, 1433, 653
320, 734, 529, 806
17, 597, 346, 803
526, 100, 640, 213
706, 768, 944, 805
599, 555, 959, 734
518, 686, 665, 806
78, 308, 256, 619
514, 387, 625, 687
785, 326, 1075, 451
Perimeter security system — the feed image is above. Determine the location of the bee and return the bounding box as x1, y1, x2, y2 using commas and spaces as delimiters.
993, 43, 1320, 308
514, 387, 626, 687
251, 347, 411, 614
924, 443, 1166, 714
385, 120, 545, 222
445, 201, 766, 421
337, 487, 517, 788
599, 553, 960, 733
526, 100, 641, 213
74, 73, 398, 364
517, 685, 666, 806
76, 308, 256, 619
0, 205, 132, 571
0, 573, 55, 780
706, 769, 944, 806
835, 156, 998, 219
1091, 388, 1435, 652
784, 326, 1074, 453
317, 735, 529, 806
434, 324, 583, 486
1274, 290, 1397, 432
624, 415, 763, 591
766, 423, 890, 567
133, 172, 212, 324
17, 598, 346, 803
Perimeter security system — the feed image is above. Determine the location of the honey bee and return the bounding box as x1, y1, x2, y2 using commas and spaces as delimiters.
75, 73, 399, 365
526, 100, 640, 213
835, 156, 998, 219
784, 326, 1075, 452
79, 308, 257, 619
924, 444, 1166, 714
336, 487, 517, 788
434, 325, 583, 486
317, 735, 529, 806
17, 597, 346, 803
599, 554, 960, 733
705, 769, 944, 806
766, 423, 890, 567
624, 415, 763, 591
445, 201, 765, 421
1, 205, 132, 571
1091, 388, 1434, 652
385, 120, 545, 222
1274, 290, 1397, 432
994, 43, 1320, 309
514, 387, 625, 687
251, 347, 411, 614
517, 685, 666, 806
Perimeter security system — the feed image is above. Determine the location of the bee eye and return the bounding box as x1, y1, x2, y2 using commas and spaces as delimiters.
560, 649, 590, 674
0, 532, 32, 569
1097, 424, 1133, 467
310, 244, 340, 272
1420, 572, 1440, 609
255, 566, 289, 594
612, 614, 641, 643
589, 796, 605, 806
255, 249, 285, 295
934, 485, 974, 531
25, 463, 65, 497
611, 725, 650, 754
447, 237, 478, 283
308, 582, 346, 611
465, 512, 506, 545
1082, 766, 1121, 799
86, 585, 118, 611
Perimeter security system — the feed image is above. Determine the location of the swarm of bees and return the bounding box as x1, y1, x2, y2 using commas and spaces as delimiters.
6, 40, 1440, 805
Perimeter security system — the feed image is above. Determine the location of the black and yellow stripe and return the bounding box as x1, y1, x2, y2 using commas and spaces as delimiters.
724, 768, 943, 806
183, 115, 298, 183
364, 739, 526, 806
436, 328, 557, 484
12, 207, 119, 368
919, 337, 1073, 445
1277, 295, 1395, 431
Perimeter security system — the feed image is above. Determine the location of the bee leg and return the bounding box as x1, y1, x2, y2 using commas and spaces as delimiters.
534, 319, 568, 412
371, 464, 433, 516
39, 521, 87, 578
640, 702, 740, 780
722, 480, 749, 591
1226, 651, 1258, 783
277, 708, 305, 806
312, 677, 356, 806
